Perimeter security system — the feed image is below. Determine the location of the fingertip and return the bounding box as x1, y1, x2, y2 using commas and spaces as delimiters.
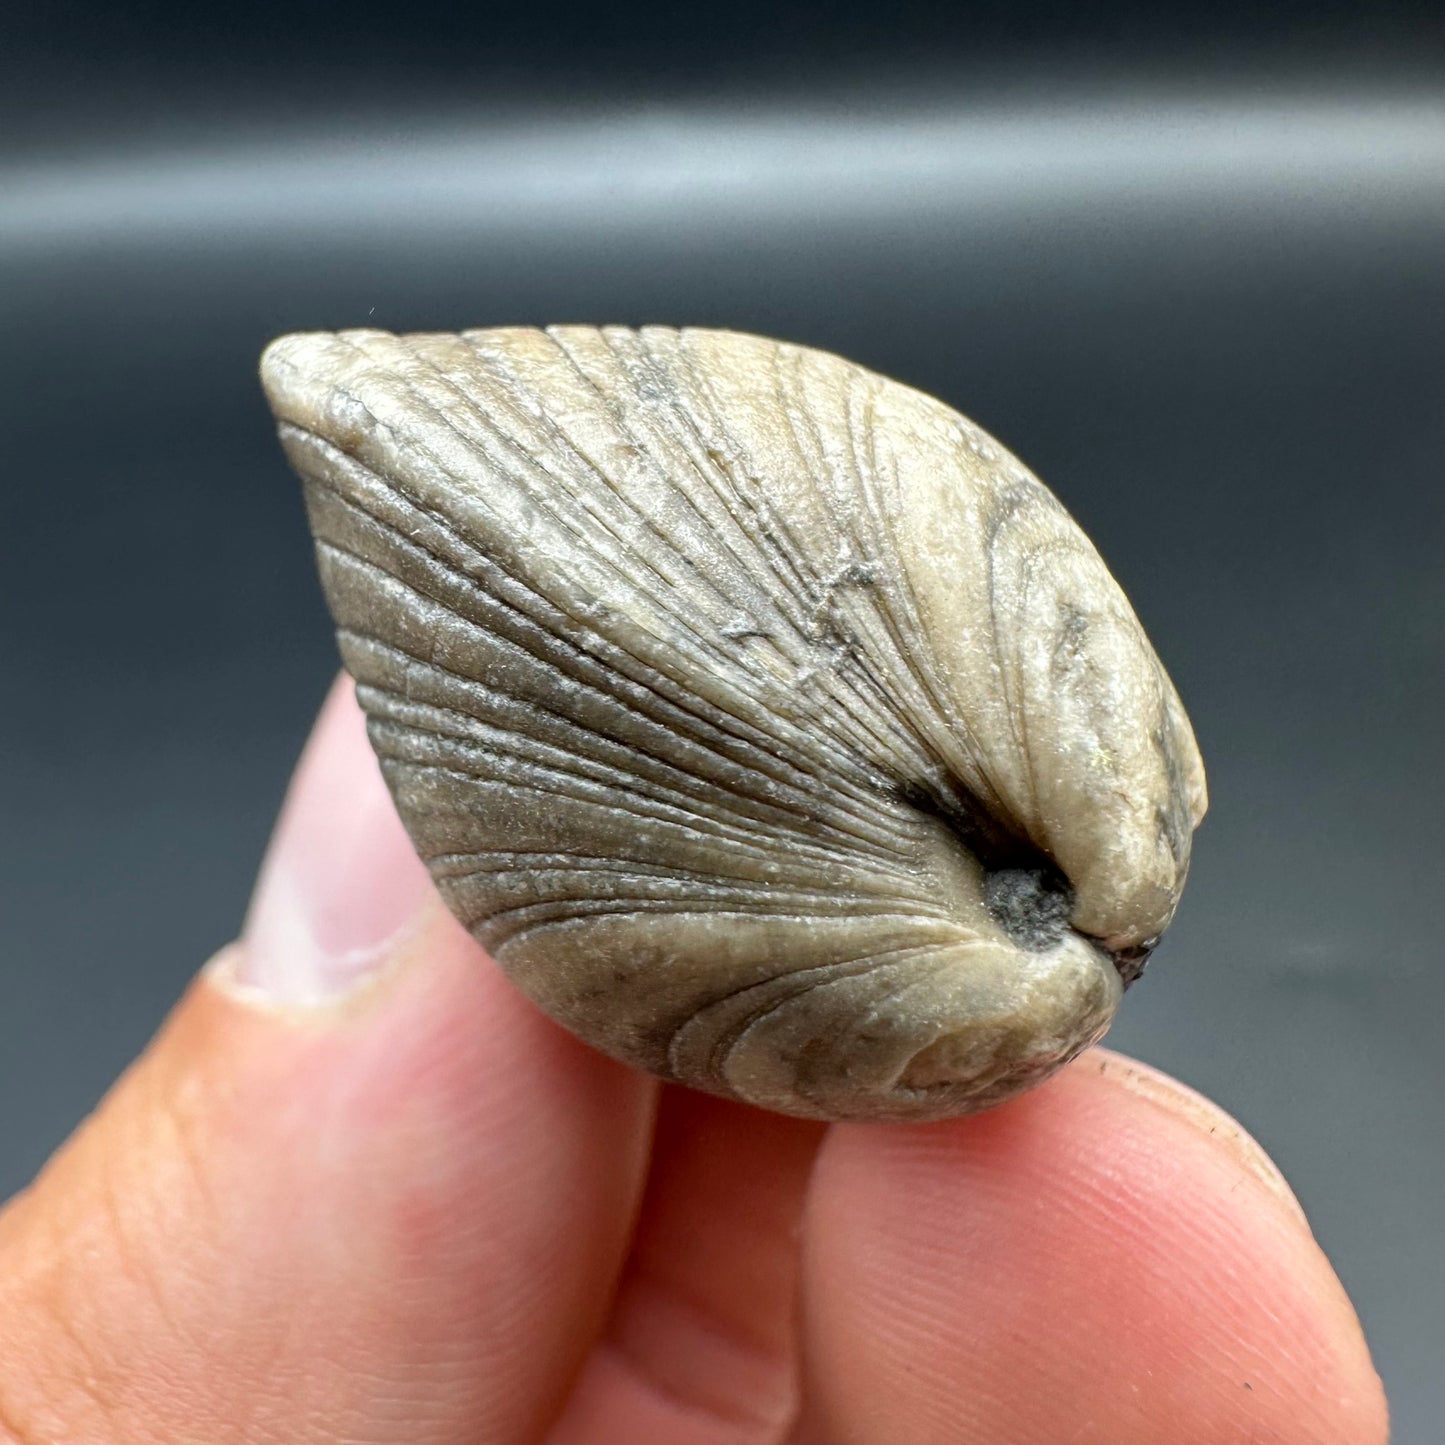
1087, 1048, 1309, 1228
804, 1049, 1387, 1445
238, 673, 438, 1005
0, 677, 658, 1443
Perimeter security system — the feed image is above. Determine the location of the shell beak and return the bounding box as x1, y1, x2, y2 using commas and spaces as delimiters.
1106, 939, 1158, 989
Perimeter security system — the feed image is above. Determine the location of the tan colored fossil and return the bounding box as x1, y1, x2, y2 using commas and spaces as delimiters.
261, 326, 1206, 1121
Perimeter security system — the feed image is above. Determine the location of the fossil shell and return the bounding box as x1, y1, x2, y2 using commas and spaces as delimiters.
260, 326, 1206, 1122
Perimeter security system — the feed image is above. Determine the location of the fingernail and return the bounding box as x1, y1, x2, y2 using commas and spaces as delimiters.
234, 679, 436, 1005
1094, 1050, 1311, 1229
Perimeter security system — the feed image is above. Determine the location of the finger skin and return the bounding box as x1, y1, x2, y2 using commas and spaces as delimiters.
802, 1049, 1388, 1445
0, 837, 654, 1439
548, 1091, 823, 1445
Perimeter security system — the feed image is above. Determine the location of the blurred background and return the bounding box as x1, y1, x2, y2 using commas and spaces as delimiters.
2, 1, 1441, 1435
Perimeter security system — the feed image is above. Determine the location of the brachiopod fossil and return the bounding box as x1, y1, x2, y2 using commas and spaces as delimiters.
260, 326, 1206, 1122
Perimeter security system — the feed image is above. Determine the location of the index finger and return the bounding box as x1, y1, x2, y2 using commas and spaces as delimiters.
801, 1048, 1386, 1444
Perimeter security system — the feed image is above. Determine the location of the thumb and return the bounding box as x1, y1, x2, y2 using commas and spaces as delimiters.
0, 680, 654, 1444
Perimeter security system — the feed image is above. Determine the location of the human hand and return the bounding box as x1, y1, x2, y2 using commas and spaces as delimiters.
0, 679, 1387, 1443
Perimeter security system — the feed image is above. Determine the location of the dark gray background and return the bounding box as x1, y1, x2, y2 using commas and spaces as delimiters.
2, 3, 1441, 1437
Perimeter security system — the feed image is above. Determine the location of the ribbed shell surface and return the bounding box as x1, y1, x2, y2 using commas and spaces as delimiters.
261, 326, 1206, 1121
